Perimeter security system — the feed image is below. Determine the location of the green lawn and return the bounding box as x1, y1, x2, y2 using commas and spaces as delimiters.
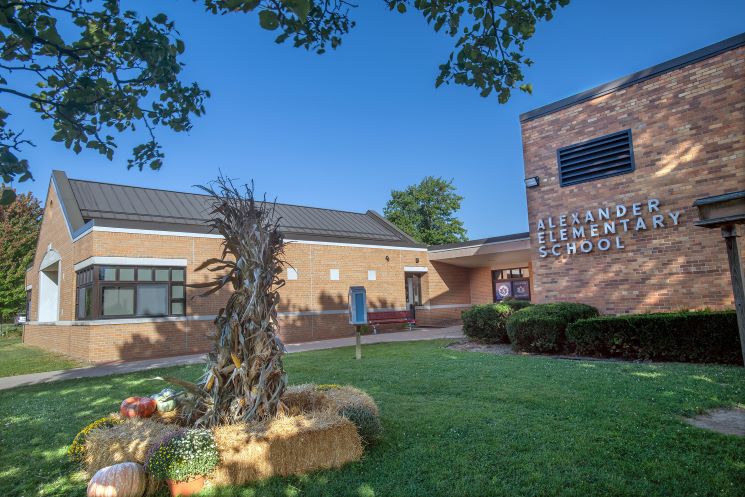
0, 340, 743, 497
0, 337, 82, 377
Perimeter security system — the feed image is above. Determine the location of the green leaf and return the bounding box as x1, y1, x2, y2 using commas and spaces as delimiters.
258, 10, 280, 30
0, 188, 16, 206
152, 13, 168, 24
397, 3, 406, 14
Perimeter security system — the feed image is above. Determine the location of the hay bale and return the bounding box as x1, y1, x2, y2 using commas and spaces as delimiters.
282, 384, 333, 414
84, 417, 181, 495
211, 412, 363, 486
323, 386, 380, 416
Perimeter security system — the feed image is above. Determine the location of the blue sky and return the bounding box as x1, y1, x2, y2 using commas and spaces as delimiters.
7, 1, 745, 239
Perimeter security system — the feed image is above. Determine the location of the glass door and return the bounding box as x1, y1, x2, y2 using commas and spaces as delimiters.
405, 273, 422, 309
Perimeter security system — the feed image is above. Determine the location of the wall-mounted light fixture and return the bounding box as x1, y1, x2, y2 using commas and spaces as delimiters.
385, 255, 390, 262
415, 258, 419, 263
524, 176, 540, 188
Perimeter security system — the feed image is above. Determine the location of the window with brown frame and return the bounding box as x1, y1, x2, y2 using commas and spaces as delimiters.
75, 265, 186, 320
492, 267, 531, 302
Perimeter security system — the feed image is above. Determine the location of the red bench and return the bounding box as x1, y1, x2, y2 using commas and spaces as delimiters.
367, 309, 416, 334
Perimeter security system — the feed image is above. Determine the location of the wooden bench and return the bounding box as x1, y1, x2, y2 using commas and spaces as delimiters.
367, 309, 416, 334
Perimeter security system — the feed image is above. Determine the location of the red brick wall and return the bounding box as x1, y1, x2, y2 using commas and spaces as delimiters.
522, 46, 745, 314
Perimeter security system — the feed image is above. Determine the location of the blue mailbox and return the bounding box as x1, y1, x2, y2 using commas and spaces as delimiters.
348, 286, 367, 325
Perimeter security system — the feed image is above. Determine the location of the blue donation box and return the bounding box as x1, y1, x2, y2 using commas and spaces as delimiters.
348, 286, 368, 325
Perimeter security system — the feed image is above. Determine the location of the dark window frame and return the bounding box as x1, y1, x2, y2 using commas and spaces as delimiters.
74, 265, 186, 320
492, 267, 531, 302
557, 129, 635, 187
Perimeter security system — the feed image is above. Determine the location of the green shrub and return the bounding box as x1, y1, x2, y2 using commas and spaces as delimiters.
567, 310, 741, 364
145, 429, 219, 482
340, 404, 382, 444
461, 300, 531, 343
506, 302, 599, 353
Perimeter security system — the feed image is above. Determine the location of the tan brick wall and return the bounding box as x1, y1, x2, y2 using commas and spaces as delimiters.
26, 183, 79, 322
522, 46, 745, 314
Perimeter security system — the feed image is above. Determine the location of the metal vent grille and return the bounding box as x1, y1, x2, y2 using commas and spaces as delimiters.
557, 129, 635, 186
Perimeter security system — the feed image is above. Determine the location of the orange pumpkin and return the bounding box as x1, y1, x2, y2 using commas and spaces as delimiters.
87, 462, 146, 497
119, 397, 157, 418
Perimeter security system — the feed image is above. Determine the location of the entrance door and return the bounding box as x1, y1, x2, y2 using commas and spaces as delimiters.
39, 262, 60, 322
405, 273, 422, 309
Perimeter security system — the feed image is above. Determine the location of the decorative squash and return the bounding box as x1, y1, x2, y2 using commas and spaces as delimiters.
150, 388, 179, 413
119, 397, 157, 418
87, 462, 146, 497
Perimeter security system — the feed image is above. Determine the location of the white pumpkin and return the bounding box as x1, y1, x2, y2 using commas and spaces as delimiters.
87, 462, 146, 497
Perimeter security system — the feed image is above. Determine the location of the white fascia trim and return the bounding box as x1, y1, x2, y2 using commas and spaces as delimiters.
50, 175, 74, 239
26, 315, 216, 326
416, 303, 471, 310
427, 237, 531, 253
74, 256, 188, 271
74, 226, 427, 252
404, 266, 428, 273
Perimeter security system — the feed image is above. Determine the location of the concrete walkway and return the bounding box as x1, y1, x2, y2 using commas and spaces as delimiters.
0, 325, 463, 390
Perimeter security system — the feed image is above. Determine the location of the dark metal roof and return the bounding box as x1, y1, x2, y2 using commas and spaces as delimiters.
428, 232, 530, 252
55, 171, 424, 248
520, 32, 745, 123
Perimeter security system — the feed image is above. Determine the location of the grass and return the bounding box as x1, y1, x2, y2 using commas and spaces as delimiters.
0, 340, 743, 497
0, 336, 82, 377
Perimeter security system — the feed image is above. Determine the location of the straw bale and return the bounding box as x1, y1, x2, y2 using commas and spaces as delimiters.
323, 386, 379, 416
84, 418, 181, 474
282, 384, 333, 414
211, 412, 363, 486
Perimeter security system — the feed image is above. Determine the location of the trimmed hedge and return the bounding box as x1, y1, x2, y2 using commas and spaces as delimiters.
461, 300, 531, 343
506, 303, 599, 353
566, 311, 742, 364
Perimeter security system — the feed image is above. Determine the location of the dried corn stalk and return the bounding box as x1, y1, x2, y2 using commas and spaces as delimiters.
175, 176, 288, 427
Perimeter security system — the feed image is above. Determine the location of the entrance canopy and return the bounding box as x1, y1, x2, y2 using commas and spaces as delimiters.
428, 232, 531, 268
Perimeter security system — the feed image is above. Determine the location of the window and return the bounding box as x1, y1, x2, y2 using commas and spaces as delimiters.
287, 268, 298, 281
75, 265, 186, 320
557, 129, 635, 186
368, 270, 377, 281
492, 267, 530, 302
330, 269, 340, 281
493, 267, 530, 280
76, 267, 94, 319
102, 287, 135, 316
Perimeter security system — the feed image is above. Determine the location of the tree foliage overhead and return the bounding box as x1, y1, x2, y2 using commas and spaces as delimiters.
384, 176, 467, 245
0, 192, 42, 319
0, 0, 569, 202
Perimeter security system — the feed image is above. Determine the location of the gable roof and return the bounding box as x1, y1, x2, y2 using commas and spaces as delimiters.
52, 171, 424, 248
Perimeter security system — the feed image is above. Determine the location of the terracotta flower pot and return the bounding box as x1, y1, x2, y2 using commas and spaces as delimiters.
166, 476, 205, 497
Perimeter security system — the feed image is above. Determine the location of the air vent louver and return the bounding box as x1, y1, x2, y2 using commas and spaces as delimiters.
557, 129, 635, 186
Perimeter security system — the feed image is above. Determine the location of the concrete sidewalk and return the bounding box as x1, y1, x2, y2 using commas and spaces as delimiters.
0, 325, 462, 390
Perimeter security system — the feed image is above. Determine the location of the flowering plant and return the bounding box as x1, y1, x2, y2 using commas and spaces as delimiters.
68, 416, 122, 462
144, 429, 219, 482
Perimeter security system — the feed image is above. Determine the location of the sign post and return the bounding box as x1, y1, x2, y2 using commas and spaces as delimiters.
693, 191, 745, 366
348, 286, 367, 360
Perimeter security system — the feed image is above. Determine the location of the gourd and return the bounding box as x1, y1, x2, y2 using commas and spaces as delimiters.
119, 397, 157, 418
87, 462, 146, 497
150, 388, 179, 413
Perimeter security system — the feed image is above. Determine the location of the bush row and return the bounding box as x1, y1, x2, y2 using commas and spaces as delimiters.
461, 300, 531, 343
505, 302, 599, 353
566, 311, 741, 364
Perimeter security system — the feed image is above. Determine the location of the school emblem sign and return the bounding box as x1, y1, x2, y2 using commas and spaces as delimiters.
535, 199, 682, 258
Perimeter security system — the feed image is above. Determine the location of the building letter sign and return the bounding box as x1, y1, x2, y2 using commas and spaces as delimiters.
535, 199, 682, 258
